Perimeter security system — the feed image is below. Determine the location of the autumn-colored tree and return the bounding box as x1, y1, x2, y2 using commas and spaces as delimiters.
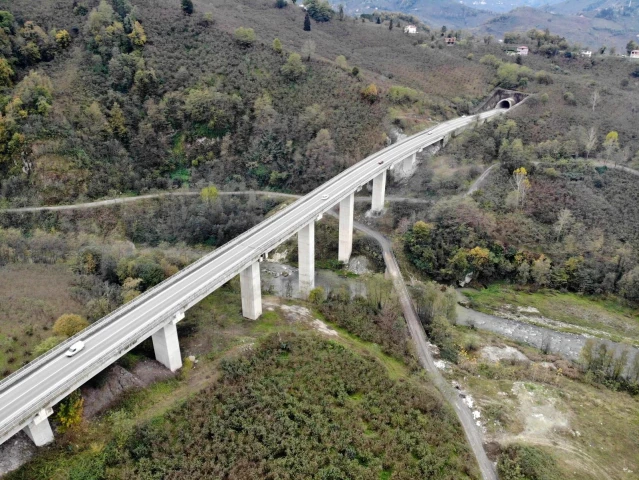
56, 390, 84, 432
109, 103, 127, 138
55, 29, 72, 48
0, 57, 13, 86
360, 83, 379, 102
512, 166, 530, 208
201, 185, 219, 203
128, 20, 147, 47
53, 314, 89, 337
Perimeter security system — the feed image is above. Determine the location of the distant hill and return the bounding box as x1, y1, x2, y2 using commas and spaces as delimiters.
340, 0, 495, 29
476, 5, 639, 51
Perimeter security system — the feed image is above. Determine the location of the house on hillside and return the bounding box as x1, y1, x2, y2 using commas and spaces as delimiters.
631, 50, 639, 59
404, 25, 417, 34
517, 46, 529, 56
581, 50, 592, 57
445, 37, 456, 45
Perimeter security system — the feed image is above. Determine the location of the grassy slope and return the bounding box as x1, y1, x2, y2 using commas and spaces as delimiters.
194, 0, 495, 101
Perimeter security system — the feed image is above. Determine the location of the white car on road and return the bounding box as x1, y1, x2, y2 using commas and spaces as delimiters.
65, 341, 85, 357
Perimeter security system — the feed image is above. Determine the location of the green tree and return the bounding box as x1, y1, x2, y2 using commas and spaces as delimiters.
275, 0, 287, 8
338, 4, 344, 20
304, 12, 311, 31
626, 39, 639, 55
234, 27, 256, 47
182, 0, 194, 15
53, 314, 89, 337
281, 52, 306, 79
619, 266, 639, 303
306, 0, 333, 22
272, 37, 283, 53
0, 11, 14, 34
389, 18, 393, 30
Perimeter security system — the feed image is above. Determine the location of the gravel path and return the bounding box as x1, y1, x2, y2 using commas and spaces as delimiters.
0, 191, 429, 214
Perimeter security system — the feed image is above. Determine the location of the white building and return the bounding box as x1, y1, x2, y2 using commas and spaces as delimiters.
631, 50, 639, 59
517, 45, 529, 56
404, 25, 417, 34
581, 50, 592, 57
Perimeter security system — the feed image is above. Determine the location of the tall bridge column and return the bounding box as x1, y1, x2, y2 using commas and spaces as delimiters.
23, 408, 54, 446
371, 170, 387, 213
240, 262, 262, 320
152, 312, 184, 372
338, 193, 354, 263
298, 222, 315, 297
403, 152, 416, 173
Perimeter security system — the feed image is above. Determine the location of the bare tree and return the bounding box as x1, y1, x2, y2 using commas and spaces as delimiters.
554, 208, 574, 241
584, 126, 597, 159
301, 39, 316, 61
591, 89, 600, 112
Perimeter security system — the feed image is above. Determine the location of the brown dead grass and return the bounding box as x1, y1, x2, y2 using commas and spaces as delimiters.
0, 264, 83, 378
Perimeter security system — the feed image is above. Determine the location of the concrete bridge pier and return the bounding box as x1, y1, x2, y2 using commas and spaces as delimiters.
298, 222, 315, 297
152, 312, 184, 372
240, 262, 262, 320
371, 170, 387, 213
402, 153, 416, 173
23, 408, 54, 446
338, 193, 354, 263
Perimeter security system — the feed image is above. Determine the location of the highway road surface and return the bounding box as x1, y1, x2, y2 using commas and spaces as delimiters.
0, 107, 507, 447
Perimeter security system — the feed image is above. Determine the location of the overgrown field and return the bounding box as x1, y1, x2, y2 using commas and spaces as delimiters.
5, 282, 480, 480
0, 264, 84, 376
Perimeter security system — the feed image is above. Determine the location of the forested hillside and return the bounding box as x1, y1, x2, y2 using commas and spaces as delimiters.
0, 0, 500, 208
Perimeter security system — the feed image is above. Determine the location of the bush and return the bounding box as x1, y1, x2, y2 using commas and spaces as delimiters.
53, 314, 89, 337
281, 52, 306, 80
233, 27, 256, 47
33, 336, 65, 356
308, 286, 325, 304
56, 390, 85, 432
497, 444, 561, 480
360, 83, 379, 102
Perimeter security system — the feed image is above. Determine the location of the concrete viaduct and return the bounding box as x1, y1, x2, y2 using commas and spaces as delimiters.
0, 105, 511, 448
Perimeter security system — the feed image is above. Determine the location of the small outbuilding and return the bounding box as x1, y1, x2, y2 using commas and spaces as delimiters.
404, 25, 417, 34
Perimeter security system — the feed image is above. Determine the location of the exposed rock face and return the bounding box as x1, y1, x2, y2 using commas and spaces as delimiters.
0, 431, 37, 477
82, 360, 175, 419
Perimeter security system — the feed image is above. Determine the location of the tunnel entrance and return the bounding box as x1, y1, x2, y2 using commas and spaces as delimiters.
498, 98, 514, 109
